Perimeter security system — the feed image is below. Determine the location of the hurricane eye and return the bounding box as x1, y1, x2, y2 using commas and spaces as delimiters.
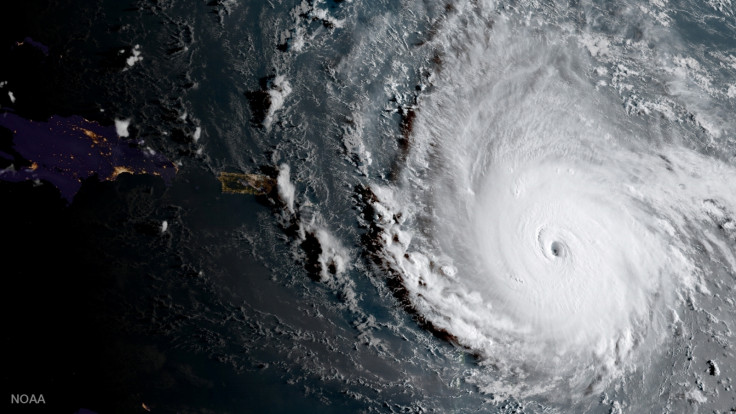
550, 241, 563, 257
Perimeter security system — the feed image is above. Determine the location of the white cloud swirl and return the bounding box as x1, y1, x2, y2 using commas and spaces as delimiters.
369, 3, 736, 400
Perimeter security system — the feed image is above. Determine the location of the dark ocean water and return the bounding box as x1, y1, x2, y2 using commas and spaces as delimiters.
3, 0, 736, 413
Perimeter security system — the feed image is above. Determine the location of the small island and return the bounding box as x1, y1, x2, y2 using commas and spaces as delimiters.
217, 171, 274, 195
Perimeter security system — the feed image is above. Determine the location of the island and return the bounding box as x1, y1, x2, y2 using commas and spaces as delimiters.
0, 112, 177, 202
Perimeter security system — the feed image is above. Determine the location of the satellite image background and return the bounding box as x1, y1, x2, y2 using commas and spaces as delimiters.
2, 1, 736, 413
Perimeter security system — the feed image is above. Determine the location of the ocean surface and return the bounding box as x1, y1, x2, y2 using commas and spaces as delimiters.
3, 0, 736, 413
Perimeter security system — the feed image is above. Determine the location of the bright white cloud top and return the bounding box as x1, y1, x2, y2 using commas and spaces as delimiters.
366, 3, 736, 400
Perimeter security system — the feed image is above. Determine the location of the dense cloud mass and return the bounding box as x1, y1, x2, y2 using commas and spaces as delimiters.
362, 0, 736, 403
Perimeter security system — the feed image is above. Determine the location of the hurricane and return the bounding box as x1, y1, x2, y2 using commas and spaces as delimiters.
357, 0, 736, 403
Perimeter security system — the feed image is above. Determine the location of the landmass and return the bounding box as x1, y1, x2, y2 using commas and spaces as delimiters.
217, 171, 274, 195
0, 111, 176, 202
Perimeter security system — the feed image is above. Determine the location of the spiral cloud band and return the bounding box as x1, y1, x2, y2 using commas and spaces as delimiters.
369, 5, 736, 400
